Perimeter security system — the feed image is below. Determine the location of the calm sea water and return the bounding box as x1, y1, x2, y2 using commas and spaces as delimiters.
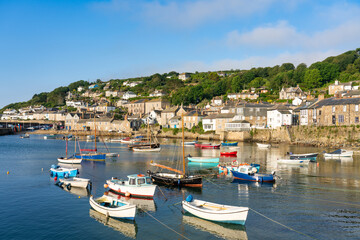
0, 134, 359, 240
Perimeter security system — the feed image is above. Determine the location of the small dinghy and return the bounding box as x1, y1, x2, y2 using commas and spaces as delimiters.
256, 143, 271, 148
50, 165, 78, 178
59, 177, 91, 189
106, 153, 118, 157
324, 149, 353, 158
221, 142, 238, 146
184, 141, 198, 146
187, 157, 220, 163
57, 156, 82, 164
277, 159, 310, 165
89, 195, 136, 220
182, 195, 249, 225
231, 165, 275, 182
220, 151, 237, 156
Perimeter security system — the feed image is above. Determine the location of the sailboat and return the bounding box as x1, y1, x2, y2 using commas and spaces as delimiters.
132, 120, 161, 152
58, 136, 82, 164
75, 115, 106, 161
147, 114, 202, 187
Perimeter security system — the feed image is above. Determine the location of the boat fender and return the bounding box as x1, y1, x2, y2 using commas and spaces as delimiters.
77, 169, 80, 175
51, 164, 58, 169
186, 195, 193, 202
89, 182, 92, 191
146, 170, 151, 175
58, 182, 64, 187
252, 167, 258, 173
125, 191, 131, 197
272, 171, 276, 176
137, 174, 145, 177
50, 171, 53, 177
64, 173, 69, 178
66, 184, 71, 190
54, 176, 58, 181
104, 184, 109, 189
232, 160, 239, 166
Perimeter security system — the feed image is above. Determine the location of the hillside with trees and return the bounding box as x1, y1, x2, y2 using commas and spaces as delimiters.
1, 48, 360, 112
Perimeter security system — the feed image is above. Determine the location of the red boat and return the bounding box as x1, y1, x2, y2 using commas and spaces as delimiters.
195, 143, 210, 148
200, 144, 221, 149
220, 151, 237, 156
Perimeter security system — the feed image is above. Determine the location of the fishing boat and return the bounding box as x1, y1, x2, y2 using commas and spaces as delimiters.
57, 135, 82, 164
89, 195, 136, 220
187, 157, 220, 163
277, 159, 310, 165
75, 116, 106, 161
200, 144, 221, 149
59, 177, 91, 189
218, 162, 260, 175
182, 195, 249, 225
184, 141, 198, 146
147, 113, 202, 188
89, 209, 137, 239
105, 174, 157, 198
288, 152, 318, 161
231, 165, 275, 182
50, 165, 79, 178
221, 142, 238, 146
132, 122, 161, 152
256, 143, 271, 148
324, 149, 353, 158
220, 151, 237, 156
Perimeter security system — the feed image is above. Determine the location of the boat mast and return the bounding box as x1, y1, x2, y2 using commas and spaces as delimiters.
182, 113, 185, 175
66, 137, 68, 158
94, 114, 97, 151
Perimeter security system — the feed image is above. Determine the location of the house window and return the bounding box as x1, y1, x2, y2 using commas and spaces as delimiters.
250, 116, 253, 120
356, 105, 359, 112
319, 110, 321, 115
338, 115, 344, 123
355, 117, 359, 123
332, 106, 335, 113
343, 105, 346, 112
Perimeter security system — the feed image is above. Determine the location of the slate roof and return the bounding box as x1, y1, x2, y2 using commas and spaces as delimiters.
310, 97, 360, 108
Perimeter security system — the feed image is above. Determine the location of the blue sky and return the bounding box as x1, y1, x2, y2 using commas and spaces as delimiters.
1, 0, 360, 108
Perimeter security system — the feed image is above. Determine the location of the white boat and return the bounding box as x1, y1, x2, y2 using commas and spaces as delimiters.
109, 138, 124, 142
57, 156, 82, 164
89, 195, 136, 220
59, 177, 91, 188
184, 141, 198, 146
256, 143, 271, 148
187, 157, 220, 163
106, 174, 157, 198
89, 209, 137, 239
182, 196, 249, 225
277, 159, 310, 165
106, 153, 118, 157
324, 149, 353, 158
132, 147, 161, 152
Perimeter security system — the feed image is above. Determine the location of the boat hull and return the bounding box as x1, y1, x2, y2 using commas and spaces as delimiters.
219, 164, 260, 175
50, 167, 78, 178
148, 172, 202, 187
221, 142, 238, 146
75, 153, 106, 160
89, 196, 136, 220
106, 180, 157, 198
133, 147, 161, 152
59, 177, 90, 188
231, 170, 275, 182
256, 143, 271, 148
57, 157, 82, 164
182, 199, 248, 225
200, 144, 220, 149
324, 152, 353, 158
188, 157, 220, 163
220, 152, 237, 156
289, 153, 318, 159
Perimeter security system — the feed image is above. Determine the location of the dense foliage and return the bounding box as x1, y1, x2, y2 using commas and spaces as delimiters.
1, 49, 360, 112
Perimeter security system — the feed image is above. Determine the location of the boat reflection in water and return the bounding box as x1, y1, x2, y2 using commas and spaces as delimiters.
107, 191, 156, 212
89, 209, 137, 239
56, 182, 90, 197
232, 179, 277, 189
183, 214, 247, 240
187, 162, 218, 171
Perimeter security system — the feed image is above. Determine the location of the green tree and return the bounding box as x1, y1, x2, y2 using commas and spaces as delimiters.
303, 69, 322, 89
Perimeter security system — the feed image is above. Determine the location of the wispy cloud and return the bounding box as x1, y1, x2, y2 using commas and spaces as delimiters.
91, 0, 277, 28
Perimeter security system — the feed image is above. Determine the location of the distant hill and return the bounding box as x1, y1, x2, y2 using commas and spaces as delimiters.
1, 48, 360, 113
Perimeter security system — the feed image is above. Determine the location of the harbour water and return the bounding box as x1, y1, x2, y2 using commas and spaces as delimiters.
1, 134, 359, 239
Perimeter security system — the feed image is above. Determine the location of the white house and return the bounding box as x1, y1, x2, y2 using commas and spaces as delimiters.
178, 73, 190, 81
292, 97, 303, 106
105, 90, 121, 97
122, 91, 137, 100
123, 81, 141, 87
267, 106, 293, 129
77, 86, 84, 92
202, 115, 217, 132
149, 90, 165, 97
66, 101, 87, 108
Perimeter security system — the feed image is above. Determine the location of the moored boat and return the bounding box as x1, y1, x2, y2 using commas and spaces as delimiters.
256, 143, 271, 148
187, 157, 220, 163
200, 144, 221, 149
132, 146, 161, 152
89, 195, 136, 220
182, 195, 249, 225
231, 165, 275, 182
50, 165, 78, 178
57, 156, 82, 164
277, 159, 310, 165
221, 142, 238, 146
220, 151, 237, 156
218, 162, 260, 175
184, 141, 198, 146
105, 174, 157, 198
44, 134, 56, 139
324, 149, 353, 158
20, 134, 30, 138
59, 177, 91, 188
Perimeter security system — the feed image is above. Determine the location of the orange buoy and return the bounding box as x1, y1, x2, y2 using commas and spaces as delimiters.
137, 174, 145, 177
104, 184, 109, 189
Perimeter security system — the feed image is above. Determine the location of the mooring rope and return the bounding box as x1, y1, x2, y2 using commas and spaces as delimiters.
143, 210, 191, 240
249, 208, 318, 240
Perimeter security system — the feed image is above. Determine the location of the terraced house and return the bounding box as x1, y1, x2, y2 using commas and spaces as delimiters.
306, 97, 360, 126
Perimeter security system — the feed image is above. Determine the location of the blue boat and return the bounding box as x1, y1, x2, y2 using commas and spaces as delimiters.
289, 152, 318, 161
75, 152, 106, 161
219, 163, 260, 175
221, 142, 238, 146
231, 165, 275, 182
50, 165, 78, 178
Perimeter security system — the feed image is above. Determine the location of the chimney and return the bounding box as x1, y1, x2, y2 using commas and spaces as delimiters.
318, 94, 324, 100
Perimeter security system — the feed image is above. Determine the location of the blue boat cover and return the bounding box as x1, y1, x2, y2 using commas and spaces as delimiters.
330, 149, 341, 154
